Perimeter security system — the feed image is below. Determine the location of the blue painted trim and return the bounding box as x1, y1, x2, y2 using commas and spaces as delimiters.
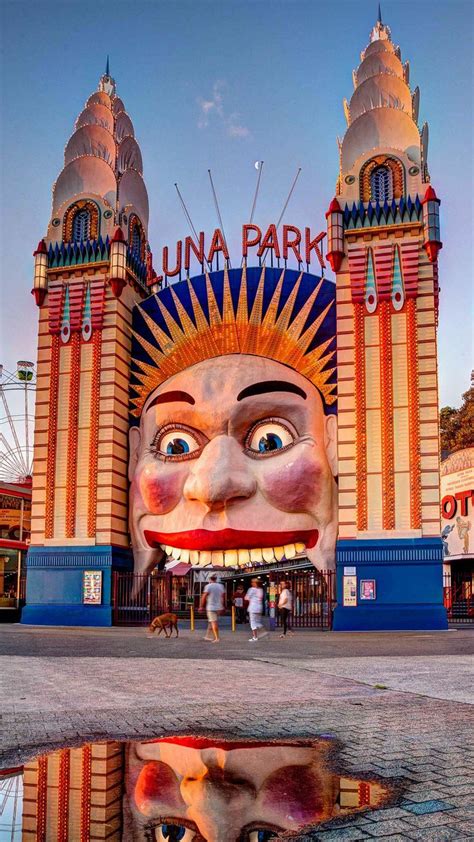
22, 545, 133, 627
21, 604, 113, 627
333, 537, 447, 631
27, 545, 133, 569
337, 537, 443, 566
333, 605, 448, 631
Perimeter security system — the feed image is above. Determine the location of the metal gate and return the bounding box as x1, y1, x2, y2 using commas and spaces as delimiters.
444, 574, 474, 624
112, 571, 172, 626
272, 568, 335, 629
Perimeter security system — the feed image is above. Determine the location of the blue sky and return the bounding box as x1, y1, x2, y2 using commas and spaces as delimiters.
0, 0, 472, 408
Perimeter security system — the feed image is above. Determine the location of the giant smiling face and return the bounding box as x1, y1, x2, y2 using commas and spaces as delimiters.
129, 353, 337, 576
124, 737, 338, 841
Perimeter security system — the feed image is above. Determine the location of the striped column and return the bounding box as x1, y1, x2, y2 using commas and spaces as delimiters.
354, 302, 368, 531
379, 300, 395, 530
45, 334, 60, 539
65, 331, 81, 538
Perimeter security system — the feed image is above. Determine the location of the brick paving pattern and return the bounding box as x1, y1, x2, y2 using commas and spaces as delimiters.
1, 626, 473, 839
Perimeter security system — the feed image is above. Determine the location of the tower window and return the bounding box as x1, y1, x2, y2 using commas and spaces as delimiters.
131, 225, 142, 258
370, 166, 393, 203
72, 209, 91, 242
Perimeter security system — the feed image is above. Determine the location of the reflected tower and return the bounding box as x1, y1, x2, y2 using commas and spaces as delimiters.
327, 12, 446, 629
23, 64, 153, 624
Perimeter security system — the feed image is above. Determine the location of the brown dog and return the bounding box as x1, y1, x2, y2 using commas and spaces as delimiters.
147, 612, 179, 638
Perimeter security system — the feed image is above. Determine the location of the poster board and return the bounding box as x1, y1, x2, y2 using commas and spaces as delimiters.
360, 579, 376, 600
343, 575, 357, 607
83, 570, 102, 605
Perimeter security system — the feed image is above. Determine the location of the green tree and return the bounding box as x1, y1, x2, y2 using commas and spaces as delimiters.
440, 382, 474, 455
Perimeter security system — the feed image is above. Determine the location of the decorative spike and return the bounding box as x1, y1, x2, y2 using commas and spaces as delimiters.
131, 267, 336, 417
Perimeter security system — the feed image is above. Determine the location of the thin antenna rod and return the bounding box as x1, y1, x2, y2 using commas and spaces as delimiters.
249, 161, 264, 223
208, 169, 231, 268
174, 183, 210, 269
262, 167, 302, 264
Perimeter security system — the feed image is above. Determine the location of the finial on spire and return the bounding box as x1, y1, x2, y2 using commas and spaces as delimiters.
377, 2, 382, 24
105, 55, 110, 77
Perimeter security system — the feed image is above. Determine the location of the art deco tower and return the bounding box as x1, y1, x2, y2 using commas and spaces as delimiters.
24, 64, 153, 624
327, 12, 446, 629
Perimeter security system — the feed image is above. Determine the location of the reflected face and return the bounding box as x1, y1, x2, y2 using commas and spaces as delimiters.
129, 355, 337, 576
125, 738, 338, 841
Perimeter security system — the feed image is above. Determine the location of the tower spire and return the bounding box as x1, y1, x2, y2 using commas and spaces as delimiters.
105, 54, 110, 77
377, 2, 382, 24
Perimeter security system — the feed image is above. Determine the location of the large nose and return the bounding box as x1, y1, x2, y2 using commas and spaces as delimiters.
183, 435, 257, 511
182, 750, 255, 842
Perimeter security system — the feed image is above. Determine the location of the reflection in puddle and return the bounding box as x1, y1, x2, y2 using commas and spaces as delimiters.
2, 737, 393, 840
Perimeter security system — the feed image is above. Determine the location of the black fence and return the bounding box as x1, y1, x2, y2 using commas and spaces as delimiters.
443, 574, 474, 624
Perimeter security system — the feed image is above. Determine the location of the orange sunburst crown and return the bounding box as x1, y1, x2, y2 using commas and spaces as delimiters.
130, 265, 336, 418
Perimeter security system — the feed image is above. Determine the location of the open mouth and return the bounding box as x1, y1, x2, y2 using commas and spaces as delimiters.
144, 528, 318, 567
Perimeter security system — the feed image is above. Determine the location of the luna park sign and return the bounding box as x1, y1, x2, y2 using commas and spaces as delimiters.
152, 224, 327, 285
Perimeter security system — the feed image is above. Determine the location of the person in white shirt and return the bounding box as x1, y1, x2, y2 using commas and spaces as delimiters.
200, 574, 225, 642
245, 578, 267, 642
278, 579, 294, 638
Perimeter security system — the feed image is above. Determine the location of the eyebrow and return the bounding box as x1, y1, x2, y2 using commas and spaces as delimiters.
237, 380, 307, 401
146, 390, 195, 410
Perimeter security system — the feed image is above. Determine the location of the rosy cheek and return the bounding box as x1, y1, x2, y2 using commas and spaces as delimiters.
138, 463, 184, 513
260, 452, 326, 511
259, 765, 326, 822
134, 761, 185, 813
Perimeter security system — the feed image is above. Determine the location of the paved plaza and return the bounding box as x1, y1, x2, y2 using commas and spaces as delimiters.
1, 624, 473, 839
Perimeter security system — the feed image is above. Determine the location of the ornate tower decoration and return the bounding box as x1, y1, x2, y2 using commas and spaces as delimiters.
328, 11, 447, 630
25, 63, 153, 624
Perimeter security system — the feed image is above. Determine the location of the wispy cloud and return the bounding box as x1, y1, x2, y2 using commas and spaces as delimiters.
197, 81, 250, 139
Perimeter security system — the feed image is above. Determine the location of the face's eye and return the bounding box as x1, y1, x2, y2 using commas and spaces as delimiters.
247, 421, 295, 455
248, 830, 280, 842
154, 428, 201, 458
154, 824, 195, 842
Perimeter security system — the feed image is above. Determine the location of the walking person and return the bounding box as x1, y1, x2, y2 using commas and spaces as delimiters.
233, 585, 245, 623
278, 579, 293, 638
245, 578, 267, 642
200, 574, 225, 643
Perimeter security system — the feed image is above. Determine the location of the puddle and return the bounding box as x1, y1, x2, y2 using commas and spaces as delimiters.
1, 736, 395, 840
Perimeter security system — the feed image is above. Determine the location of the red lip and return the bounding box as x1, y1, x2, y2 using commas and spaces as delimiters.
144, 528, 318, 551
141, 736, 315, 750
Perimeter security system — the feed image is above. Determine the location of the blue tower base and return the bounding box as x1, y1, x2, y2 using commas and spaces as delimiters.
21, 545, 133, 627
332, 538, 448, 632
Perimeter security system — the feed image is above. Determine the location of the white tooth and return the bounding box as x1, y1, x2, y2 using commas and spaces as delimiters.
165, 545, 173, 555
200, 551, 212, 566
171, 547, 181, 560
262, 547, 274, 562
180, 549, 190, 563
250, 548, 263, 562
295, 542, 306, 554
190, 551, 199, 565
224, 550, 238, 567
274, 546, 285, 561
238, 549, 250, 566
284, 543, 296, 559
211, 551, 224, 566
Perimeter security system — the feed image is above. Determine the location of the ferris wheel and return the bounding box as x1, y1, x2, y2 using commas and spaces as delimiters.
0, 362, 36, 484
0, 768, 23, 840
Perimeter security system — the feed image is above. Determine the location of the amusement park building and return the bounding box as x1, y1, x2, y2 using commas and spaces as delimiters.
23, 12, 447, 630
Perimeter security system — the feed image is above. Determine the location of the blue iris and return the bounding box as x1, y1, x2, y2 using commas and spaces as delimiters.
256, 831, 275, 842
166, 438, 190, 455
258, 433, 283, 452
161, 825, 186, 841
